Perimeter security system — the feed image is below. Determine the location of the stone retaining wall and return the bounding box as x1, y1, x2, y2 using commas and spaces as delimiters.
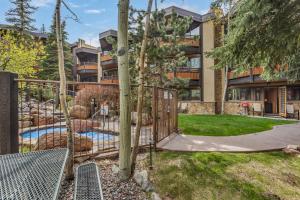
179, 100, 300, 116
288, 101, 300, 111
225, 101, 300, 116
178, 101, 215, 114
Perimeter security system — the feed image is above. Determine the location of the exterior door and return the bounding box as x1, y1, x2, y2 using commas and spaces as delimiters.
278, 86, 287, 117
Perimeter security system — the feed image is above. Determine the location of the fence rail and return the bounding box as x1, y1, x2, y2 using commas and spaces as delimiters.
16, 79, 178, 158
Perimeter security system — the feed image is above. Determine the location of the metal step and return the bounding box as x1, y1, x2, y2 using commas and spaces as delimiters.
74, 162, 103, 200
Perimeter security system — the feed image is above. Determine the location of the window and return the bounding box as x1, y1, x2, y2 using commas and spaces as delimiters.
287, 87, 300, 100
191, 89, 201, 100
185, 27, 200, 36
81, 76, 97, 82
187, 57, 201, 69
254, 88, 262, 101
240, 88, 251, 100
227, 88, 252, 101
179, 88, 201, 101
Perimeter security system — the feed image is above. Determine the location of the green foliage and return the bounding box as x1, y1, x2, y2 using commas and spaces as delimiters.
208, 0, 300, 81
0, 30, 45, 78
165, 77, 190, 99
105, 7, 192, 86
179, 114, 295, 136
38, 19, 73, 80
6, 0, 37, 32
30, 86, 55, 101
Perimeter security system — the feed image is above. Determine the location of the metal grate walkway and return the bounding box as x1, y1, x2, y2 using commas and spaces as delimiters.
74, 162, 103, 200
0, 148, 68, 200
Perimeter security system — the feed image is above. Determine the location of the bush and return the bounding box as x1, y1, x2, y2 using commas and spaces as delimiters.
75, 85, 119, 110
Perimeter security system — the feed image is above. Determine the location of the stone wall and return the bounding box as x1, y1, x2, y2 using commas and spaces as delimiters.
178, 101, 215, 114
224, 101, 265, 115
224, 102, 241, 115
288, 101, 300, 111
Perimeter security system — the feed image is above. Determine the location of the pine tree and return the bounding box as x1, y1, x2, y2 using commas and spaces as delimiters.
38, 19, 73, 80
209, 0, 300, 81
6, 0, 37, 33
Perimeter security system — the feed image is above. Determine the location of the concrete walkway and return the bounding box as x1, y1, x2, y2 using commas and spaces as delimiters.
157, 122, 300, 152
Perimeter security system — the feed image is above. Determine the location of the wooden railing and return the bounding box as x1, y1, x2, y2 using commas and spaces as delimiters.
228, 67, 264, 79
100, 54, 113, 62
168, 67, 200, 80
77, 63, 98, 71
100, 76, 119, 84
160, 36, 200, 47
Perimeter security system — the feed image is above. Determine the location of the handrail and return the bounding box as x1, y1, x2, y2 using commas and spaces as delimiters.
91, 108, 107, 128
101, 75, 118, 80
79, 62, 97, 66
174, 67, 200, 72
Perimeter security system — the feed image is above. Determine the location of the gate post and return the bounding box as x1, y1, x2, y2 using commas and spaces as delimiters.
152, 86, 158, 150
0, 72, 19, 155
174, 90, 178, 132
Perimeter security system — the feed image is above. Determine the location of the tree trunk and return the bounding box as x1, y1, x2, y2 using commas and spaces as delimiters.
221, 66, 228, 114
221, 0, 232, 115
130, 0, 153, 174
117, 0, 131, 181
55, 0, 74, 180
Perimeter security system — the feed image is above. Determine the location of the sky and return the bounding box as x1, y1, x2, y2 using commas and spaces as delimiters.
0, 0, 211, 46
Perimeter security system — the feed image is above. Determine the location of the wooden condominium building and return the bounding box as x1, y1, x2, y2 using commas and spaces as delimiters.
72, 6, 300, 118
225, 68, 300, 118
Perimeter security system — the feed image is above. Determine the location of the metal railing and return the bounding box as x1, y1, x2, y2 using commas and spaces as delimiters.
101, 75, 118, 80
16, 79, 178, 158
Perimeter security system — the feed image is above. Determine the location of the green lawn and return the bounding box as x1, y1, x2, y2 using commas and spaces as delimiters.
150, 152, 300, 200
179, 114, 296, 136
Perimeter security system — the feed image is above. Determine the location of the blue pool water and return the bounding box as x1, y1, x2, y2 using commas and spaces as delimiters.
21, 127, 113, 141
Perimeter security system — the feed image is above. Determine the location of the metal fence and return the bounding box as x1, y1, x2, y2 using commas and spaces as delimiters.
16, 79, 178, 158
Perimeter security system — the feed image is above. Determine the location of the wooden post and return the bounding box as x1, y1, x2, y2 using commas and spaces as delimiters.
152, 86, 158, 150
0, 72, 19, 155
167, 89, 170, 136
174, 90, 178, 132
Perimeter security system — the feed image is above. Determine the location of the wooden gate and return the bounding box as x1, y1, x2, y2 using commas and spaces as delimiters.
278, 86, 287, 117
152, 87, 178, 144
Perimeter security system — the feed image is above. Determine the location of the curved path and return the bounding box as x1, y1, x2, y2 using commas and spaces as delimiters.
157, 122, 300, 152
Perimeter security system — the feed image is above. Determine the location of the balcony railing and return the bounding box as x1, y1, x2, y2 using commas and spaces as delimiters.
102, 75, 118, 80
79, 62, 98, 66
160, 35, 200, 47
228, 67, 264, 79
174, 67, 200, 72
100, 54, 113, 62
168, 67, 200, 80
100, 75, 119, 84
77, 63, 98, 72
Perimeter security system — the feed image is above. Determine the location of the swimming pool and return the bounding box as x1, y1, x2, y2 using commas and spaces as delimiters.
21, 127, 114, 141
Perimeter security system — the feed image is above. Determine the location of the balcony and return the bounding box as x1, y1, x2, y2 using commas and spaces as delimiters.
228, 67, 264, 79
100, 54, 113, 62
168, 67, 200, 80
178, 36, 200, 47
100, 54, 117, 69
77, 62, 98, 74
100, 75, 119, 84
160, 36, 200, 48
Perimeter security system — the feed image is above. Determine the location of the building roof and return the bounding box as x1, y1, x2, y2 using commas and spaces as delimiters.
163, 6, 215, 23
99, 29, 117, 40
